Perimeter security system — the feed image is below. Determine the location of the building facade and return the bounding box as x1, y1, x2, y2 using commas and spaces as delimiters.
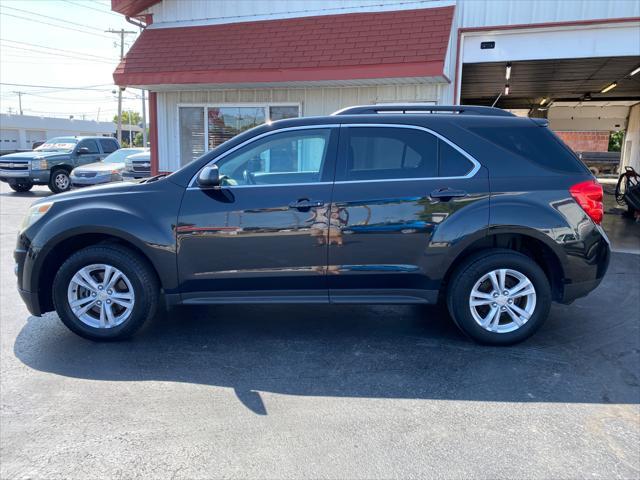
0, 114, 116, 154
111, 0, 640, 173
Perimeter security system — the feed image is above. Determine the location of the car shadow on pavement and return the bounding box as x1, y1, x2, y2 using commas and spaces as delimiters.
0, 190, 51, 198
13, 253, 640, 415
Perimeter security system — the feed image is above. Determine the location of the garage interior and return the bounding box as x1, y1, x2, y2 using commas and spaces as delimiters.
460, 55, 640, 253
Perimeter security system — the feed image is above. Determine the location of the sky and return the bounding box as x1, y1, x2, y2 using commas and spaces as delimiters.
0, 0, 144, 123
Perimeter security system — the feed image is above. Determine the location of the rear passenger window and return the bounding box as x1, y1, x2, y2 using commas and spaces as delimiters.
342, 127, 437, 181
99, 139, 118, 153
439, 140, 474, 177
77, 139, 99, 154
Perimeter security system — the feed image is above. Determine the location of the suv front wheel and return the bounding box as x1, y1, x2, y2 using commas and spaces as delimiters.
9, 182, 33, 192
446, 250, 551, 345
49, 168, 71, 193
52, 245, 159, 341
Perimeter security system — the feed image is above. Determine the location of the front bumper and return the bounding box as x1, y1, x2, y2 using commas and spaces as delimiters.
122, 170, 149, 179
14, 244, 42, 316
18, 287, 41, 316
0, 169, 49, 184
71, 173, 122, 187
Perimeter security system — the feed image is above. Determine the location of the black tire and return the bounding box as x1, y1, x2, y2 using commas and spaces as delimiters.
48, 168, 71, 193
52, 245, 159, 341
9, 182, 33, 192
446, 249, 551, 346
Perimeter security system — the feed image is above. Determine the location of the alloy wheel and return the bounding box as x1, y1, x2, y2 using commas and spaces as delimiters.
67, 264, 135, 328
55, 172, 70, 190
469, 268, 537, 333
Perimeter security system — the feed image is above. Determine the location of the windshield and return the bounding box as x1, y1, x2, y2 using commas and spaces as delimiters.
34, 137, 78, 153
103, 148, 146, 164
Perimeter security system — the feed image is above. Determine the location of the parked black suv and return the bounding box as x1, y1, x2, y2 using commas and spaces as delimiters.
14, 105, 610, 344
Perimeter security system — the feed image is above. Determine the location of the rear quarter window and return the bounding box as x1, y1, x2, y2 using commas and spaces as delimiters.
469, 125, 589, 174
99, 139, 119, 153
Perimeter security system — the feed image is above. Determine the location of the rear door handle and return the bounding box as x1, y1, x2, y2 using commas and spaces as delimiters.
430, 188, 468, 200
288, 199, 324, 211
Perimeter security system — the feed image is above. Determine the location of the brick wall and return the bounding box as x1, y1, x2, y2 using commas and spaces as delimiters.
555, 131, 610, 153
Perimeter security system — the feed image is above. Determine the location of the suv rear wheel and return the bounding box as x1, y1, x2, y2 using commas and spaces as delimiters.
446, 250, 551, 345
52, 245, 159, 341
49, 168, 71, 193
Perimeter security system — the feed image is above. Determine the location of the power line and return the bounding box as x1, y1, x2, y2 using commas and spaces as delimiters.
1, 45, 114, 63
0, 38, 114, 61
2, 5, 116, 34
61, 0, 122, 17
0, 13, 114, 39
0, 82, 113, 91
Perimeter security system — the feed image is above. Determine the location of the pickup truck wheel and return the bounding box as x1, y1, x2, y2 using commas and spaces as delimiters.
49, 169, 71, 193
446, 250, 551, 346
9, 182, 33, 192
52, 245, 159, 341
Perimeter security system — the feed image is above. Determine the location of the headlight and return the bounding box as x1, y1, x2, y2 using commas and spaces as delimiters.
21, 202, 53, 230
125, 158, 133, 168
32, 158, 48, 170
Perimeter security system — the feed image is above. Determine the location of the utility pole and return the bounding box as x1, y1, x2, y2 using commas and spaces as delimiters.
106, 28, 136, 144
14, 91, 23, 115
141, 89, 147, 147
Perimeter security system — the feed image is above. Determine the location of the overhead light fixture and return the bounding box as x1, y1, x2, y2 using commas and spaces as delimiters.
631, 66, 640, 76
600, 82, 617, 93
504, 84, 510, 96
540, 98, 548, 105
505, 62, 512, 81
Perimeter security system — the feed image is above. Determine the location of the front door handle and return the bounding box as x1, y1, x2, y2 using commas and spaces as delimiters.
430, 188, 468, 200
289, 199, 324, 211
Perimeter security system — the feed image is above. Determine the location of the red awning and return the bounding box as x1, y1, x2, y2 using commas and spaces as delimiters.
111, 0, 160, 17
113, 6, 454, 87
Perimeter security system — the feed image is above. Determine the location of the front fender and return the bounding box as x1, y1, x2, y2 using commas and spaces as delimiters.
23, 181, 184, 296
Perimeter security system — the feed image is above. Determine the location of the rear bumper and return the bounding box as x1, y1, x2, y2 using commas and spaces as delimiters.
560, 229, 611, 304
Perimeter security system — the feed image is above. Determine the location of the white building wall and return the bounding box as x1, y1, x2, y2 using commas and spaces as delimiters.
621, 104, 640, 172
0, 114, 116, 151
143, 0, 639, 104
156, 83, 443, 171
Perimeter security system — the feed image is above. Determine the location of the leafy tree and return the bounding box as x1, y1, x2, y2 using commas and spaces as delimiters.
609, 131, 624, 152
113, 111, 142, 126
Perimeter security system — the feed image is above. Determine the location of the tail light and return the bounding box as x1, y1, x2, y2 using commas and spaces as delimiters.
569, 180, 603, 224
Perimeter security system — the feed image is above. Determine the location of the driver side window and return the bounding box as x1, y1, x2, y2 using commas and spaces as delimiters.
217, 129, 332, 186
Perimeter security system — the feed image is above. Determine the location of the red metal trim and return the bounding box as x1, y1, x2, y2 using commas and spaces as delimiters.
453, 16, 640, 104
148, 91, 159, 176
114, 61, 445, 87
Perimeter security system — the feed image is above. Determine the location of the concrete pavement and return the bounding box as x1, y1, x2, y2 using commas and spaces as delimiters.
1, 182, 638, 479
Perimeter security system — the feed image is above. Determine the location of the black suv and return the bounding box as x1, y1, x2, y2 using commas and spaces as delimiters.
14, 105, 610, 345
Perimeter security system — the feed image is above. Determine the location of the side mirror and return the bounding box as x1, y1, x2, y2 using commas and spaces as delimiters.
197, 165, 220, 188
77, 147, 90, 154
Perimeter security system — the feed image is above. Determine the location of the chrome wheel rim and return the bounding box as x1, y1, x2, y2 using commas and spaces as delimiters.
469, 268, 536, 333
55, 173, 70, 190
67, 264, 135, 329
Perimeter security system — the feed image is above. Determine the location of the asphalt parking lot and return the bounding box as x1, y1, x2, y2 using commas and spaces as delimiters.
1, 182, 639, 479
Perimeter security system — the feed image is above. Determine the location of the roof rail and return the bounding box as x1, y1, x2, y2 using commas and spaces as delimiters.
332, 104, 514, 117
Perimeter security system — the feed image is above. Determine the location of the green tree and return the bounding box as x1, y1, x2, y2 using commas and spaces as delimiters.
113, 111, 142, 126
609, 131, 624, 152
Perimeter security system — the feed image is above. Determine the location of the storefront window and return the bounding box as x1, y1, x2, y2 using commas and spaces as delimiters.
207, 107, 265, 150
178, 104, 299, 166
269, 106, 299, 121
179, 107, 205, 166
